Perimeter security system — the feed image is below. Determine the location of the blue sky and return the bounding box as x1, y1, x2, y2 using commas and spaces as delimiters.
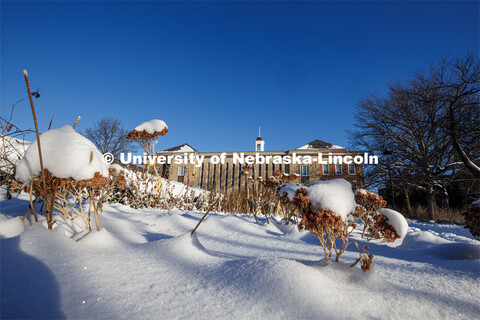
1, 1, 478, 152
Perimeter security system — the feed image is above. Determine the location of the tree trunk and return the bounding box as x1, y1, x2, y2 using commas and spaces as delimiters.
426, 186, 436, 221
404, 188, 412, 215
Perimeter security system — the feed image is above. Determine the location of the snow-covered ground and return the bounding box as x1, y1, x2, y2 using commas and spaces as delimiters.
1, 188, 479, 319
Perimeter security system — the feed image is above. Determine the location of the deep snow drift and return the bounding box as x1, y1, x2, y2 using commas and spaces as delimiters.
1, 188, 479, 319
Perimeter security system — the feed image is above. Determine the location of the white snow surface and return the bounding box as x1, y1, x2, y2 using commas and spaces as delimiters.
378, 208, 409, 240
0, 217, 26, 238
472, 199, 480, 206
0, 188, 479, 319
133, 119, 168, 134
15, 125, 109, 183
279, 179, 356, 220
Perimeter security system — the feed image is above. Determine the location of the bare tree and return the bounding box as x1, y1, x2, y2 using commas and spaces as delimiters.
349, 53, 479, 220
432, 53, 479, 177
84, 117, 135, 157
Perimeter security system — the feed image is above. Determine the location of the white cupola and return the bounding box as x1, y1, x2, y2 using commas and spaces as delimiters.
255, 127, 265, 152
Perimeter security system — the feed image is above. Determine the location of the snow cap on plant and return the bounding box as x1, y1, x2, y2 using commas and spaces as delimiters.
15, 125, 109, 184
280, 179, 356, 220
128, 119, 168, 140
377, 208, 408, 240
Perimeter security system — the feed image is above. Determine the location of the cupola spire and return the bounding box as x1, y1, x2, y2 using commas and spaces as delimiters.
255, 126, 265, 151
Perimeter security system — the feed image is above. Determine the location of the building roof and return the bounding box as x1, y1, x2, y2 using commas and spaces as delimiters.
296, 139, 344, 150
162, 143, 198, 153
162, 140, 347, 154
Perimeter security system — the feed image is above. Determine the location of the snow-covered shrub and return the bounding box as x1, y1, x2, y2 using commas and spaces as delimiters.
275, 171, 303, 224
15, 125, 110, 230
101, 164, 209, 212
280, 179, 407, 271
128, 119, 168, 177
462, 200, 480, 240
95, 165, 127, 212
354, 189, 407, 242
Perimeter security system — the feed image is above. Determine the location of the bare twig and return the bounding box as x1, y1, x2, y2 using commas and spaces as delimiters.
191, 198, 219, 237
72, 116, 81, 129
23, 70, 49, 227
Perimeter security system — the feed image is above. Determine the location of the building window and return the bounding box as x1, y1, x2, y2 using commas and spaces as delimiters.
285, 164, 290, 174
232, 164, 235, 187
238, 164, 242, 190
323, 164, 329, 175
213, 164, 216, 188
259, 164, 262, 177
219, 164, 223, 189
279, 163, 282, 172
272, 163, 275, 175
163, 164, 170, 178
200, 163, 204, 189
335, 164, 342, 175
207, 163, 210, 190
178, 166, 185, 176
178, 166, 185, 183
300, 165, 309, 183
348, 164, 355, 175
300, 165, 309, 176
256, 144, 261, 151
265, 164, 268, 178
225, 163, 229, 191
351, 181, 357, 190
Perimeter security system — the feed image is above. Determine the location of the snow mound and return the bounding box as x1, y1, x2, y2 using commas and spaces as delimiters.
279, 179, 356, 220
134, 119, 168, 134
472, 199, 480, 207
0, 217, 26, 238
378, 208, 408, 239
146, 233, 216, 264
15, 125, 109, 183
401, 230, 451, 249
1, 189, 479, 319
79, 228, 124, 248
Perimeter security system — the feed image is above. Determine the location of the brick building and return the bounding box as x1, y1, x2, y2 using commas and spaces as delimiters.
159, 135, 364, 191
